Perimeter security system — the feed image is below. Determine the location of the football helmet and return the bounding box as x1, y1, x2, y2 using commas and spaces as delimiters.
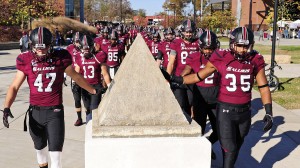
196, 28, 204, 39
109, 30, 119, 40
117, 24, 123, 35
229, 27, 255, 61
181, 19, 196, 42
72, 32, 82, 48
30, 27, 53, 57
165, 27, 175, 42
30, 27, 53, 49
152, 31, 160, 42
199, 30, 219, 58
102, 26, 109, 39
79, 35, 94, 58
109, 30, 119, 46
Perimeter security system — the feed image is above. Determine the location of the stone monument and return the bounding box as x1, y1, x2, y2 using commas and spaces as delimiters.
85, 34, 211, 168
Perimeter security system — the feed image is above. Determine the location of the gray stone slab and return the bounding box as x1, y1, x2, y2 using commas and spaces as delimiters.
264, 55, 291, 64
93, 34, 201, 137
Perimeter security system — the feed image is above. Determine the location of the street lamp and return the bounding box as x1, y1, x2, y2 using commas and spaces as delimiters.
29, 0, 32, 30
193, 0, 196, 23
248, 0, 253, 31
165, 9, 170, 27
169, 3, 176, 28
120, 0, 123, 23
270, 0, 279, 77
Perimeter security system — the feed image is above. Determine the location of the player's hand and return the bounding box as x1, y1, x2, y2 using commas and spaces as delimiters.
2, 108, 14, 128
263, 114, 273, 132
90, 88, 102, 95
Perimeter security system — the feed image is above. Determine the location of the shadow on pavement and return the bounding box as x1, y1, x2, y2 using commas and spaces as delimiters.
0, 65, 16, 71
0, 52, 10, 55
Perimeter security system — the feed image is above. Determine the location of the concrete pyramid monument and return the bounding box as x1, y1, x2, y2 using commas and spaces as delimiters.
92, 34, 201, 137
86, 34, 211, 168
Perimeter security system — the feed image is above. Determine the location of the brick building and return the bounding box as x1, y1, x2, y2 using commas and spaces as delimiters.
231, 0, 270, 31
57, 0, 80, 19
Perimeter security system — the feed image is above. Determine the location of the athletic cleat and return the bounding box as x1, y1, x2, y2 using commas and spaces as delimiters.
74, 119, 83, 126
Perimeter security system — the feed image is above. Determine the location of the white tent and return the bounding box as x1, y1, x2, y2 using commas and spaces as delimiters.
210, 0, 230, 4
277, 20, 292, 27
289, 20, 300, 29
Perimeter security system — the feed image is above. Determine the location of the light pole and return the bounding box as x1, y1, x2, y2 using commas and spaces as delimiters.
170, 3, 176, 28
270, 0, 279, 77
200, 0, 203, 21
120, 0, 123, 23
80, 0, 84, 23
193, 0, 196, 23
248, 0, 253, 31
165, 9, 170, 27
29, 0, 32, 30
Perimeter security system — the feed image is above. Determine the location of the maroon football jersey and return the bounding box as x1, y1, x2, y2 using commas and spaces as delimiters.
170, 38, 200, 76
101, 43, 125, 67
147, 40, 162, 58
130, 29, 137, 39
94, 37, 110, 47
119, 34, 129, 44
16, 50, 72, 106
158, 41, 172, 69
186, 52, 219, 87
209, 49, 265, 104
94, 36, 103, 45
66, 44, 81, 67
75, 51, 107, 85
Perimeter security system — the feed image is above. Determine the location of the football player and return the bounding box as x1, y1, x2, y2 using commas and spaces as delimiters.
156, 27, 175, 69
171, 27, 273, 168
2, 27, 97, 168
94, 26, 110, 52
181, 30, 220, 160
101, 30, 125, 79
147, 30, 162, 60
66, 32, 85, 126
117, 24, 130, 53
167, 19, 199, 116
74, 35, 111, 123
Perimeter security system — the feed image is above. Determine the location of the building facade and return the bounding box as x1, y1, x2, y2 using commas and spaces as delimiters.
231, 0, 270, 31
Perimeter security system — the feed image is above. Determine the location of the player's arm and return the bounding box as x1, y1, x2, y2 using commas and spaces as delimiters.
167, 50, 176, 75
3, 70, 26, 108
256, 68, 273, 132
182, 61, 216, 84
65, 65, 96, 94
180, 65, 192, 77
74, 64, 80, 73
101, 64, 111, 86
256, 68, 272, 105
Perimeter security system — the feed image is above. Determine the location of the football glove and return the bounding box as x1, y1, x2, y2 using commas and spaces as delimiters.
170, 75, 184, 85
263, 103, 273, 132
2, 108, 14, 128
263, 114, 273, 132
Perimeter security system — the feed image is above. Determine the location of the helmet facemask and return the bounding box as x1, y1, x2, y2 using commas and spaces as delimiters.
200, 46, 215, 59
183, 31, 194, 42
230, 43, 253, 61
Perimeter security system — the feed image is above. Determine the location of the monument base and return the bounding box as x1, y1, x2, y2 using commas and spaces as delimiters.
85, 121, 212, 168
